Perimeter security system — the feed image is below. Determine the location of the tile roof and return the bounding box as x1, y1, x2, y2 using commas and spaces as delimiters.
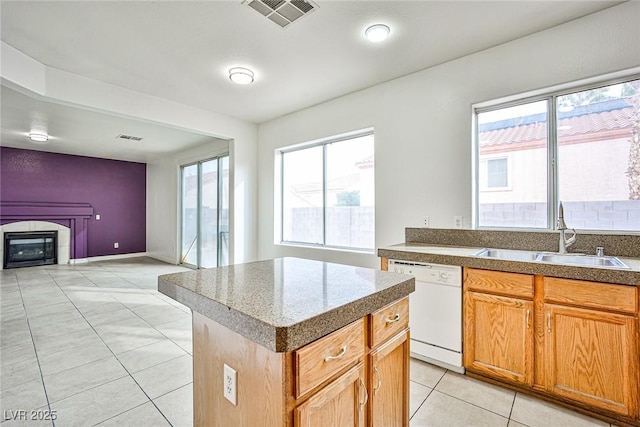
479, 101, 636, 147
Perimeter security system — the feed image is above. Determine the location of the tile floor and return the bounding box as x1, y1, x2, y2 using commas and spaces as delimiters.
0, 257, 615, 426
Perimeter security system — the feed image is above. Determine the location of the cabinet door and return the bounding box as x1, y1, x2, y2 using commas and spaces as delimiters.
295, 362, 366, 427
464, 291, 534, 385
369, 330, 409, 427
544, 304, 638, 417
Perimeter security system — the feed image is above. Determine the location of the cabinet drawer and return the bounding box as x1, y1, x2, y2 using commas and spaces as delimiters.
294, 317, 365, 398
370, 298, 409, 348
544, 277, 638, 314
464, 268, 534, 299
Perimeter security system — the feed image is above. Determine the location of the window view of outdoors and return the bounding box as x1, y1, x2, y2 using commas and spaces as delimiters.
477, 78, 640, 232
477, 100, 549, 228
557, 80, 640, 231
281, 133, 375, 250
181, 156, 230, 268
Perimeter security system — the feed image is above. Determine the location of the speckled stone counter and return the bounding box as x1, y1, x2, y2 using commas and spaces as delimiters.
378, 243, 640, 286
158, 257, 414, 352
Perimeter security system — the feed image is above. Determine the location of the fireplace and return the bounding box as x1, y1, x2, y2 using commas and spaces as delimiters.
3, 231, 58, 269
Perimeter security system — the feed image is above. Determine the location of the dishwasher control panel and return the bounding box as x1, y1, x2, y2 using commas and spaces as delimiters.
389, 260, 461, 286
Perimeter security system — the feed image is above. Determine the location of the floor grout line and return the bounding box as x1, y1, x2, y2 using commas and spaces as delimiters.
13, 270, 56, 427
49, 263, 181, 427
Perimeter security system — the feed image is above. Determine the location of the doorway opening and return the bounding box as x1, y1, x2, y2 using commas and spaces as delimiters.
180, 155, 229, 269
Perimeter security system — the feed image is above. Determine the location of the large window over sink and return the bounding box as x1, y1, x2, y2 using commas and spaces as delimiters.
278, 129, 375, 251
474, 75, 640, 232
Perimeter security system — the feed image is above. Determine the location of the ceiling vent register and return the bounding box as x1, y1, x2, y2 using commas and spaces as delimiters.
243, 0, 318, 28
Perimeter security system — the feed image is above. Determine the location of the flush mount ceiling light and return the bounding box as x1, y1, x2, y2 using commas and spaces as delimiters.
365, 24, 390, 43
28, 132, 49, 143
229, 67, 255, 85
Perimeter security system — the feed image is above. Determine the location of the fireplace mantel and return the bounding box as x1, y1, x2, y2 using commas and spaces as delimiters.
0, 201, 94, 260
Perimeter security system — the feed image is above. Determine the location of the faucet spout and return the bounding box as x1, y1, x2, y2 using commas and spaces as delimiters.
557, 201, 577, 254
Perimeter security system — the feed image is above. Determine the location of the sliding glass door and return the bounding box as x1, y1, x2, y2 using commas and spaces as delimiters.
180, 156, 229, 269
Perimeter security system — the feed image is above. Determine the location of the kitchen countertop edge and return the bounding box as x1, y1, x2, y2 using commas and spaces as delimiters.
378, 244, 639, 286
158, 260, 415, 353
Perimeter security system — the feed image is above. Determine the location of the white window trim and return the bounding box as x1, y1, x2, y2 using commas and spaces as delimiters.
276, 128, 375, 252
472, 67, 640, 232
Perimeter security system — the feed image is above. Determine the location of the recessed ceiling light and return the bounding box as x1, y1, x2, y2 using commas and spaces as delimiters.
365, 24, 390, 43
28, 132, 49, 143
229, 67, 255, 85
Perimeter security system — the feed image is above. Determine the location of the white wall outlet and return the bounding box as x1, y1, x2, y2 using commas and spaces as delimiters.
95, 214, 101, 220
453, 216, 463, 229
223, 363, 237, 405
114, 242, 119, 249
423, 216, 430, 227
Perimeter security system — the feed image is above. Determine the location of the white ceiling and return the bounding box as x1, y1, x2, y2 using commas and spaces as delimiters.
0, 0, 624, 162
1, 86, 221, 162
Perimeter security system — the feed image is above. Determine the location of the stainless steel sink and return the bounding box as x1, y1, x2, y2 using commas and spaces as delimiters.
475, 248, 630, 269
474, 248, 539, 261
535, 254, 629, 269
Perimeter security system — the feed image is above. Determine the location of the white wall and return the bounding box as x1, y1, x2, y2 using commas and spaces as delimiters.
256, 2, 640, 268
146, 128, 258, 265
1, 45, 259, 266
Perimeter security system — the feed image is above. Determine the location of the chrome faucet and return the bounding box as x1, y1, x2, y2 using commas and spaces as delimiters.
557, 201, 576, 254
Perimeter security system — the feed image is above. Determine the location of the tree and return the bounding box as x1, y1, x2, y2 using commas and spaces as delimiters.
335, 191, 360, 206
626, 82, 640, 200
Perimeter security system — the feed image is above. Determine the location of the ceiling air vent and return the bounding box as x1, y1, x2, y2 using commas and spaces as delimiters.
243, 0, 318, 29
117, 134, 143, 141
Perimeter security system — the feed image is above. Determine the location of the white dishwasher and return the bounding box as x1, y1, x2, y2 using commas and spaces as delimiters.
389, 259, 464, 373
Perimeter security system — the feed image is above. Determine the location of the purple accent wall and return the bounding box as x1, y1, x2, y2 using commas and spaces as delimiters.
1, 147, 146, 258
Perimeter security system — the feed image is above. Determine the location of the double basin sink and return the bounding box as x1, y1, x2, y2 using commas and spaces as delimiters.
475, 248, 630, 269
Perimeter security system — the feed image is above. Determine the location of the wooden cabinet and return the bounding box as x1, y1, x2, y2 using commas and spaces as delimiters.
293, 298, 410, 427
543, 277, 638, 417
464, 269, 534, 385
464, 291, 533, 385
295, 318, 365, 398
295, 362, 366, 427
193, 304, 409, 427
463, 268, 640, 425
368, 330, 409, 427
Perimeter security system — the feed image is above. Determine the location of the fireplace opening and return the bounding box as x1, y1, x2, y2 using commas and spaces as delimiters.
3, 231, 58, 269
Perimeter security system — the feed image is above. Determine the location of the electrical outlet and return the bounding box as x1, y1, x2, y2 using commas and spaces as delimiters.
453, 216, 463, 229
223, 363, 237, 405
95, 214, 101, 220
423, 216, 430, 227
114, 242, 119, 249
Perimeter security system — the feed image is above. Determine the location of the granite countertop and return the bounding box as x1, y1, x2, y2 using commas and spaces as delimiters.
378, 243, 640, 286
158, 257, 414, 352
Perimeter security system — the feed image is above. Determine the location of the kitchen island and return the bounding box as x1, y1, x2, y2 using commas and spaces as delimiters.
158, 257, 415, 427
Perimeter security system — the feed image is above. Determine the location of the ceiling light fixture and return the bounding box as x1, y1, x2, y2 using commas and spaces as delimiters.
28, 132, 49, 143
365, 24, 390, 43
229, 67, 255, 85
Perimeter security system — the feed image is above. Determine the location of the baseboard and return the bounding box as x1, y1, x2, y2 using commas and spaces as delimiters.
146, 254, 179, 265
76, 252, 149, 263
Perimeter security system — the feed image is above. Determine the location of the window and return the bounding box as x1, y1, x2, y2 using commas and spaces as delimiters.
280, 130, 375, 251
480, 157, 510, 190
487, 158, 508, 188
474, 76, 640, 232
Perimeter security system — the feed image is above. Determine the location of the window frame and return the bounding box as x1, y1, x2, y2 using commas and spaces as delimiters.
472, 71, 640, 232
179, 153, 230, 269
278, 128, 375, 252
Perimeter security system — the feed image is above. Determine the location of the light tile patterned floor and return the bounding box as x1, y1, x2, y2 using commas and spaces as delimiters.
0, 257, 615, 426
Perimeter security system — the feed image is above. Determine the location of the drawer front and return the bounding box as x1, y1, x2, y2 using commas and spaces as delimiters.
544, 277, 638, 314
370, 298, 409, 348
294, 317, 365, 398
464, 268, 534, 299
